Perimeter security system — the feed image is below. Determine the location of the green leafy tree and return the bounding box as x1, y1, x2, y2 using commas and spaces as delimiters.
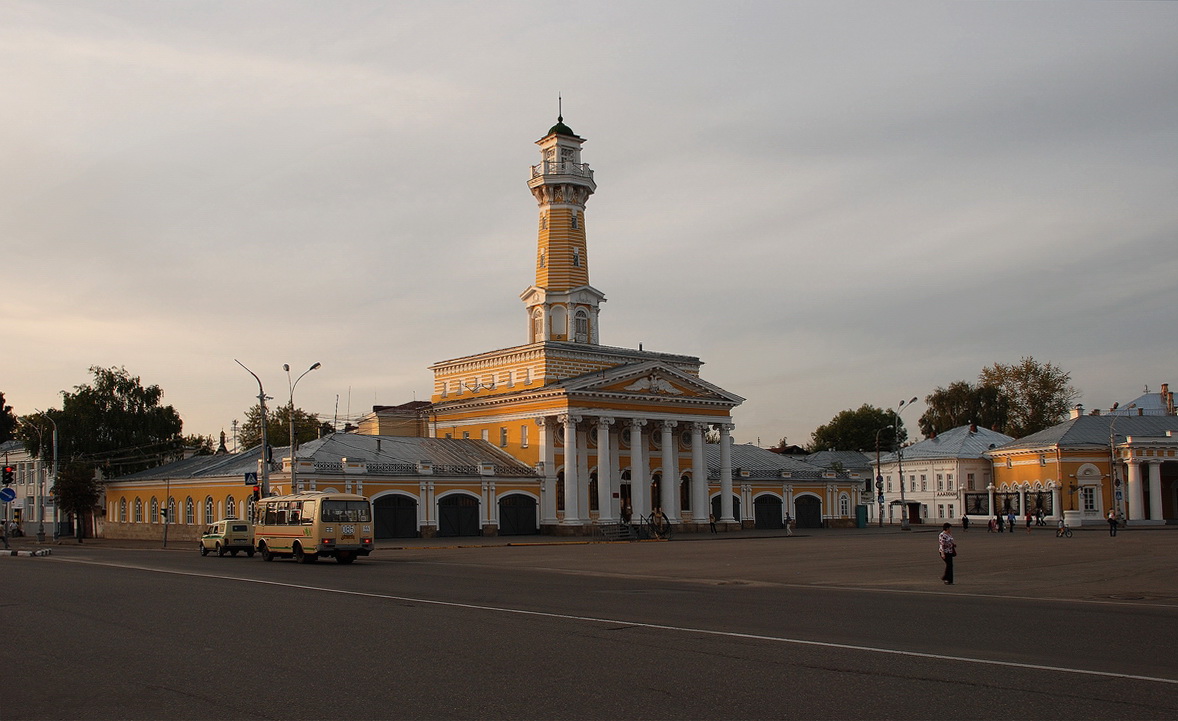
0, 391, 15, 443
808, 404, 907, 453
182, 434, 215, 457
238, 402, 323, 451
978, 357, 1078, 438
918, 381, 1009, 437
18, 366, 184, 477
52, 461, 103, 541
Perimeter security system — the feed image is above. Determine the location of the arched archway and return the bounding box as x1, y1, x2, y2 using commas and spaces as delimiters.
711, 494, 741, 523
438, 494, 480, 537
498, 494, 538, 536
794, 495, 822, 528
754, 495, 784, 529
374, 494, 419, 539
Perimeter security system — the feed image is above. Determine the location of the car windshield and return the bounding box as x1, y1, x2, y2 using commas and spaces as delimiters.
320, 500, 371, 523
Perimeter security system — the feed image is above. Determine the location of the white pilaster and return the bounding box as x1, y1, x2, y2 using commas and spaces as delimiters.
718, 423, 735, 523
629, 419, 648, 520
1148, 461, 1163, 521
538, 417, 558, 525
690, 422, 707, 522
1127, 459, 1145, 521
596, 417, 615, 522
660, 420, 678, 517
561, 414, 581, 524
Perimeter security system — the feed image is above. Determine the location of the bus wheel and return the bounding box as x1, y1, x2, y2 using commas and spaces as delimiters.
335, 552, 356, 565
246, 549, 255, 558
260, 543, 274, 562
294, 544, 318, 564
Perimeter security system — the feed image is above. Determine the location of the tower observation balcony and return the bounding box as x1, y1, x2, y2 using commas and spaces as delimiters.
529, 161, 594, 181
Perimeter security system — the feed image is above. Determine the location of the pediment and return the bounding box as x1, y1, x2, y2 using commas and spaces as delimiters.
564, 361, 744, 405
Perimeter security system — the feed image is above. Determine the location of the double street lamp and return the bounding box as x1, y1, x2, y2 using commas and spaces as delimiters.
894, 396, 918, 531
285, 362, 321, 494
874, 424, 894, 527
235, 360, 272, 500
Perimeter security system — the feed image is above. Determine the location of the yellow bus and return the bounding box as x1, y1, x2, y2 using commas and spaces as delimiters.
252, 491, 374, 564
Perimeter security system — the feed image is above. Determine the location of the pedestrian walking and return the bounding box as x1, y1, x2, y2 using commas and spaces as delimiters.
1108, 510, 1118, 537
1036, 508, 1045, 526
784, 513, 794, 536
708, 513, 717, 533
961, 515, 970, 531
938, 522, 956, 585
996, 513, 1004, 532
988, 517, 996, 532
1007, 510, 1016, 533
1025, 511, 1032, 533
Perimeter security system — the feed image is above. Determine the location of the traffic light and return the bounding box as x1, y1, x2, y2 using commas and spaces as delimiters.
2, 466, 13, 485
252, 485, 261, 502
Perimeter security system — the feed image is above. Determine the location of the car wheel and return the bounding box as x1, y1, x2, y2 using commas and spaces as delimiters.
216, 543, 225, 557
199, 544, 208, 556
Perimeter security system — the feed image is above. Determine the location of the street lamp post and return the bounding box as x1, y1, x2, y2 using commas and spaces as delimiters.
875, 424, 894, 527
32, 409, 57, 543
284, 362, 321, 494
893, 396, 918, 531
235, 360, 272, 499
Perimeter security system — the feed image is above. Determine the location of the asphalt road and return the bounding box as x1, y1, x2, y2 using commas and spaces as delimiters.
4, 528, 1177, 720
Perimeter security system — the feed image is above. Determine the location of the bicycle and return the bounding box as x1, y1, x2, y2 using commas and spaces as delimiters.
1056, 525, 1072, 538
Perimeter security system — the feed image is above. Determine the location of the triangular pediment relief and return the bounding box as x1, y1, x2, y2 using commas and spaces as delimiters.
563, 361, 744, 405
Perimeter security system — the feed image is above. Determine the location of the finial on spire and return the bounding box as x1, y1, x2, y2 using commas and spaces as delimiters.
558, 93, 563, 122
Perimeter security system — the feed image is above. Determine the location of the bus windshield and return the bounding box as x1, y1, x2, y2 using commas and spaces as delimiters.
321, 500, 371, 523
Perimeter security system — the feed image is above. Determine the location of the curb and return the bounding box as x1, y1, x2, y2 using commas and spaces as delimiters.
1, 548, 52, 557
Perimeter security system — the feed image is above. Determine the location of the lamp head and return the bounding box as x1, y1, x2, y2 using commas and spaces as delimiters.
310, 362, 322, 371
283, 364, 290, 372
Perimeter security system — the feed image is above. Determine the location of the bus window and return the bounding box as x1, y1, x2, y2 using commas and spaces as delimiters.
263, 503, 277, 526
275, 502, 288, 526
289, 505, 301, 525
321, 500, 371, 523
301, 501, 316, 524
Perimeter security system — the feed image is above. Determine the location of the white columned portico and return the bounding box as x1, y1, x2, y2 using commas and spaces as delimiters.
538, 417, 558, 525
690, 422, 707, 522
1127, 459, 1145, 521
628, 419, 648, 520
717, 423, 735, 523
561, 414, 582, 524
596, 417, 615, 522
660, 420, 678, 518
1148, 461, 1163, 521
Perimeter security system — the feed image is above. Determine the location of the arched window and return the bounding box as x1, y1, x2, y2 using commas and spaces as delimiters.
226, 495, 237, 519
167, 497, 177, 524
532, 309, 544, 342
119, 498, 127, 523
574, 310, 589, 342
204, 496, 214, 525
839, 494, 851, 517
150, 497, 159, 524
134, 498, 143, 524
185, 497, 195, 525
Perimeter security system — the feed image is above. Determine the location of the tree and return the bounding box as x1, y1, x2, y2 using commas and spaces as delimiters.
0, 391, 15, 443
918, 381, 1008, 437
182, 434, 215, 457
978, 357, 1078, 438
52, 461, 103, 542
238, 402, 323, 451
808, 404, 908, 453
18, 366, 184, 477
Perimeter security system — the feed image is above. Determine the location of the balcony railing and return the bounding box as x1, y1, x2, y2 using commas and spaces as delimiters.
530, 161, 593, 180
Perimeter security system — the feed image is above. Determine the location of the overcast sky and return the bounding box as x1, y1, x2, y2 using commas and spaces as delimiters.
2, 1, 1176, 450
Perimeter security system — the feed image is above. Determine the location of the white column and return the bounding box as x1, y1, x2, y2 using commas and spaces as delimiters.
561, 414, 581, 524
596, 418, 615, 522
1148, 461, 1163, 521
1018, 486, 1027, 517
660, 420, 678, 518
987, 484, 995, 519
1127, 459, 1145, 521
718, 423, 735, 523
629, 420, 648, 520
1050, 482, 1062, 519
690, 422, 707, 522
538, 417, 558, 525
577, 425, 591, 520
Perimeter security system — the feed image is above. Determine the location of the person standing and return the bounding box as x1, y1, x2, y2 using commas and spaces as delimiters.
1007, 510, 1016, 533
784, 513, 794, 536
938, 522, 956, 585
961, 515, 970, 531
1108, 509, 1118, 537
1025, 511, 1033, 533
708, 513, 717, 534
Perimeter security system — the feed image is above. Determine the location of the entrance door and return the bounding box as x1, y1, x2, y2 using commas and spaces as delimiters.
498, 494, 538, 536
438, 494, 480, 537
754, 495, 784, 529
374, 495, 418, 539
794, 495, 822, 528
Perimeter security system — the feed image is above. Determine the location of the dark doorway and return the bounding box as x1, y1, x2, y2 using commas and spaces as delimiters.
754, 495, 784, 529
711, 495, 742, 523
498, 494, 538, 536
438, 494, 480, 537
794, 495, 822, 528
374, 494, 418, 539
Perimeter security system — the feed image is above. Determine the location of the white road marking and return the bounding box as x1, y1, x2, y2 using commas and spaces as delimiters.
55, 557, 1178, 686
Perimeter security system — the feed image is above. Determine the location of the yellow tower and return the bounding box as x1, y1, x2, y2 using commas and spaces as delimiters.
521, 116, 606, 345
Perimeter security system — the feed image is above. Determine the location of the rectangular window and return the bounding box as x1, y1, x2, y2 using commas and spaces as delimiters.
481, 429, 489, 442
500, 427, 508, 447
938, 504, 945, 518
920, 474, 927, 492
462, 431, 470, 439
910, 475, 916, 492
937, 474, 944, 491
886, 478, 892, 493
947, 474, 955, 491
520, 425, 529, 448
967, 473, 976, 490
948, 504, 955, 518
1081, 487, 1096, 512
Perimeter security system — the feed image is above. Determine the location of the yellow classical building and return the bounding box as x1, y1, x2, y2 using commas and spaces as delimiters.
425, 116, 752, 533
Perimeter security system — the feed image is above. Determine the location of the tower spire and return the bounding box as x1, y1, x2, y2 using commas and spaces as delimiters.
521, 116, 605, 345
